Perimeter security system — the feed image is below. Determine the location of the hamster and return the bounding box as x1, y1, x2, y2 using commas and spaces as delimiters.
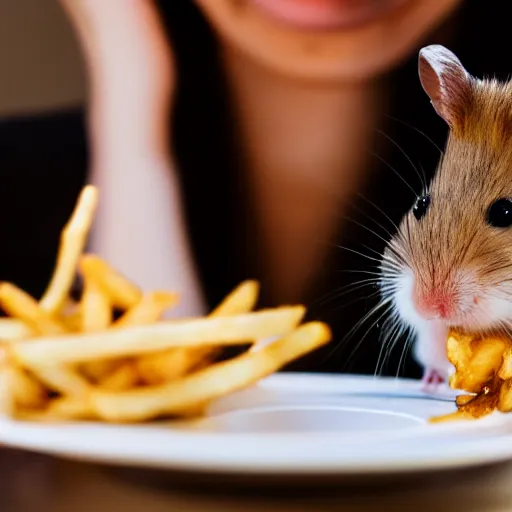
380, 44, 512, 390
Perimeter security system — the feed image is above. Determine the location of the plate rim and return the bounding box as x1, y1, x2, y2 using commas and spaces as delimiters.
1, 373, 512, 476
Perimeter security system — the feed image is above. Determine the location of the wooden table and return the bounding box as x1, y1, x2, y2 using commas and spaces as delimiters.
2, 449, 512, 512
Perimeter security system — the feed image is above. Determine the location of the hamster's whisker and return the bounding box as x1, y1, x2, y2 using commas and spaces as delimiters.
375, 312, 402, 377
396, 328, 414, 379
385, 237, 410, 267
381, 245, 407, 261
380, 283, 398, 296
311, 279, 383, 307
380, 275, 398, 289
490, 320, 512, 342
418, 163, 429, 196
343, 217, 401, 253
379, 266, 400, 280
376, 128, 427, 192
382, 246, 406, 261
383, 114, 444, 157
336, 245, 388, 266
384, 323, 409, 377
319, 296, 393, 367
380, 269, 404, 286
380, 261, 403, 277
344, 305, 393, 373
378, 311, 410, 378
337, 246, 405, 276
369, 150, 419, 198
339, 269, 395, 278
321, 290, 383, 318
349, 203, 397, 240
356, 192, 401, 233
381, 271, 402, 283
343, 297, 394, 346
363, 241, 399, 262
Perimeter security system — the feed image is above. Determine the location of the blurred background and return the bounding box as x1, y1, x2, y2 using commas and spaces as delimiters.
0, 0, 84, 116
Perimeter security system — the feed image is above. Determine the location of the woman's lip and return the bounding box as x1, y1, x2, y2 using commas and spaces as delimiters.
248, 0, 408, 31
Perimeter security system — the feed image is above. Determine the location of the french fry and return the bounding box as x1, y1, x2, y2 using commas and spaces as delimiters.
79, 270, 116, 378
0, 364, 15, 416
431, 330, 512, 422
0, 283, 68, 336
113, 291, 178, 328
106, 292, 178, 386
135, 281, 260, 384
48, 396, 93, 419
80, 359, 125, 383
39, 186, 98, 314
0, 318, 35, 341
499, 347, 512, 380
15, 396, 93, 422
11, 307, 305, 366
455, 394, 475, 406
98, 362, 139, 391
9, 366, 47, 409
447, 332, 508, 393
78, 255, 142, 310
191, 279, 261, 358
499, 378, 512, 412
90, 322, 331, 422
80, 272, 112, 333
136, 348, 203, 385
60, 308, 82, 332
210, 280, 259, 316
29, 365, 90, 397
0, 185, 332, 425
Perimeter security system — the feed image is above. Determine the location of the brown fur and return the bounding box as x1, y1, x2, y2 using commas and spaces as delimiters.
388, 69, 512, 322
379, 46, 512, 381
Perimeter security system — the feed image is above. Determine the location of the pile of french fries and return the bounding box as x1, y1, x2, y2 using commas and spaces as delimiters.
0, 186, 331, 423
430, 330, 512, 422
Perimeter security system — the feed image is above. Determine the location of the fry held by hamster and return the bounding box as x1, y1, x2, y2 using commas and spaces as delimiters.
429, 329, 512, 422
381, 44, 512, 390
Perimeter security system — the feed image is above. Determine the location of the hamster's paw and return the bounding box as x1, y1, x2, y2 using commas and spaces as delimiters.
420, 367, 446, 393
413, 322, 451, 392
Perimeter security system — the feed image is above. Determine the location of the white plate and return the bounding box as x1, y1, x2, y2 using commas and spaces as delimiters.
1, 373, 512, 476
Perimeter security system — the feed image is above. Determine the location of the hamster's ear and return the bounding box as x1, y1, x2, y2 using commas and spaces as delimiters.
418, 45, 471, 129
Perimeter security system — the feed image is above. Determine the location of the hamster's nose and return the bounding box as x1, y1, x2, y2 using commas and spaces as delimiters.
412, 288, 456, 321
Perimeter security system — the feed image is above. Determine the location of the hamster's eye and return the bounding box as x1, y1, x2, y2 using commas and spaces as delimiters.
413, 195, 430, 220
487, 198, 512, 228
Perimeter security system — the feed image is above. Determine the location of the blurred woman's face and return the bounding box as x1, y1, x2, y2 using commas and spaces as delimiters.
193, 0, 462, 81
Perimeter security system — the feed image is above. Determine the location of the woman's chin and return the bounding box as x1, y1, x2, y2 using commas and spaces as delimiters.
194, 0, 462, 81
